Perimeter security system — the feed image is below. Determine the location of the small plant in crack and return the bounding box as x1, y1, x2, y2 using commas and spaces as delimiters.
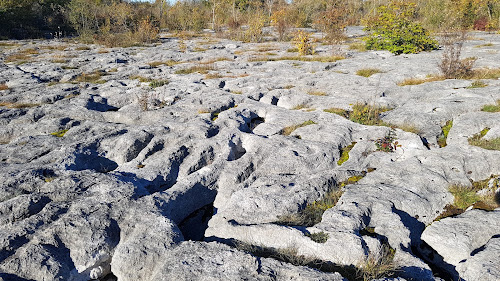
375, 129, 401, 152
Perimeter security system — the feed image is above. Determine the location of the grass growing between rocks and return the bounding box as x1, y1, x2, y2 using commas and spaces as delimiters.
481, 100, 500, 112
149, 79, 169, 88
174, 64, 215, 75
468, 127, 500, 150
73, 71, 106, 84
307, 90, 327, 96
235, 240, 397, 281
437, 120, 453, 148
148, 60, 180, 68
324, 103, 390, 126
0, 101, 40, 108
0, 84, 8, 91
466, 80, 488, 88
356, 68, 383, 77
4, 48, 39, 64
337, 142, 356, 166
356, 243, 398, 281
130, 75, 153, 83
281, 120, 316, 136
436, 175, 499, 221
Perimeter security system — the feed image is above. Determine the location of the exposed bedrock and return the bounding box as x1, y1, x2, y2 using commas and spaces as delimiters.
1, 30, 500, 280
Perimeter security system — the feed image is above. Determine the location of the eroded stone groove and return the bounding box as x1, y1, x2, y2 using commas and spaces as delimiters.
0, 29, 499, 281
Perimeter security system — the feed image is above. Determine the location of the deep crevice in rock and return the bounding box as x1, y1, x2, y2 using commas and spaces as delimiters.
178, 203, 214, 241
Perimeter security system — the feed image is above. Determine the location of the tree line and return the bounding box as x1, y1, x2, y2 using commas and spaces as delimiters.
0, 0, 499, 43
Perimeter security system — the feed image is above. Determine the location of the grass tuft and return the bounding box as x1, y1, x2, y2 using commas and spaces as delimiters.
0, 84, 8, 91
324, 103, 390, 126
281, 120, 316, 136
481, 100, 500, 112
278, 189, 344, 227
307, 90, 327, 96
436, 175, 499, 221
466, 80, 488, 89
174, 64, 215, 75
468, 127, 500, 150
148, 60, 180, 68
356, 68, 383, 77
356, 243, 397, 281
73, 71, 106, 84
0, 101, 40, 108
249, 55, 344, 63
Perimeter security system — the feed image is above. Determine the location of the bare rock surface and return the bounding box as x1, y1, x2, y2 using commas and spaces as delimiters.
0, 30, 499, 281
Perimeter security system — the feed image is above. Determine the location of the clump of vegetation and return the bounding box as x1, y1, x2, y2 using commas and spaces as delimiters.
230, 90, 243, 95
0, 84, 8, 91
468, 127, 500, 150
356, 243, 398, 281
149, 79, 169, 88
51, 129, 69, 137
305, 231, 329, 243
363, 1, 438, 55
436, 176, 499, 221
349, 41, 367, 52
481, 100, 500, 112
356, 68, 383, 77
337, 142, 356, 166
467, 80, 487, 88
324, 103, 390, 126
339, 175, 365, 187
293, 30, 314, 56
281, 120, 316, 136
437, 120, 453, 148
375, 129, 401, 152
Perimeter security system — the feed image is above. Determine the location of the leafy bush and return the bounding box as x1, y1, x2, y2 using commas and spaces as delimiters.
364, 1, 438, 54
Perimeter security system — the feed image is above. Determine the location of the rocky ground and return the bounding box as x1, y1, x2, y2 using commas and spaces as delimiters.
0, 28, 499, 281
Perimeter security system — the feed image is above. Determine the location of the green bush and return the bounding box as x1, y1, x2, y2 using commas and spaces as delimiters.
364, 1, 438, 55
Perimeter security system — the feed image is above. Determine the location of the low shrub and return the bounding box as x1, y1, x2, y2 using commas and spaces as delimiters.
439, 32, 476, 79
